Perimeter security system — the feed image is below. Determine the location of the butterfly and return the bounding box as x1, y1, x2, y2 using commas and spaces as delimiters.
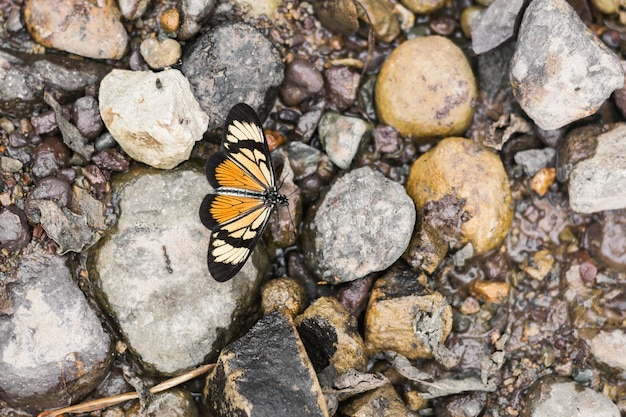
199, 103, 288, 282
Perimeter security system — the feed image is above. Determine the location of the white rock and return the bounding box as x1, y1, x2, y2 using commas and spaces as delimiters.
99, 69, 208, 169
568, 124, 626, 213
589, 330, 626, 373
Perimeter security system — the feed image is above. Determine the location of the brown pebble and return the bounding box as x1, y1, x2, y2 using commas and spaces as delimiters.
531, 167, 556, 196
470, 280, 510, 303
160, 7, 180, 34
261, 277, 308, 316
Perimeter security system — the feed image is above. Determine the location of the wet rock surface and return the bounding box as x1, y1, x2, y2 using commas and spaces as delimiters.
89, 165, 269, 375
1, 0, 626, 415
204, 311, 329, 417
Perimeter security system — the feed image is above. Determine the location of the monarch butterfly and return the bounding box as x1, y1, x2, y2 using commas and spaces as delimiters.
199, 103, 288, 282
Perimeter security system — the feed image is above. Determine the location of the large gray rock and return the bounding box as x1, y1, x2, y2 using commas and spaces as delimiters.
302, 166, 415, 284
88, 164, 269, 375
510, 0, 623, 130
0, 243, 112, 413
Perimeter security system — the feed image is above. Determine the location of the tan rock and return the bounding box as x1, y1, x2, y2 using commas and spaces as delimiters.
399, 0, 446, 14
406, 137, 513, 254
261, 277, 308, 317
364, 271, 453, 359
340, 384, 409, 416
24, 0, 128, 60
375, 36, 476, 139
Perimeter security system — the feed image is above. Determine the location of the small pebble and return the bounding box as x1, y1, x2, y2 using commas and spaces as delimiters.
261, 277, 308, 316
139, 38, 182, 69
469, 280, 510, 303
159, 7, 180, 34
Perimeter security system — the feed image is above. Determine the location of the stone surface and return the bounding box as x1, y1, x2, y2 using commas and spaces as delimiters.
565, 124, 626, 213
376, 36, 476, 139
295, 296, 367, 374
510, 0, 623, 130
0, 243, 112, 413
99, 69, 208, 169
24, 0, 128, 60
204, 311, 329, 417
261, 277, 308, 317
302, 166, 415, 284
588, 329, 626, 372
406, 137, 513, 256
514, 148, 556, 177
339, 384, 410, 416
139, 38, 182, 70
318, 112, 372, 170
471, 0, 524, 54
399, 0, 445, 14
0, 206, 30, 252
364, 270, 453, 360
522, 376, 619, 417
181, 22, 283, 129
88, 165, 269, 375
280, 58, 324, 106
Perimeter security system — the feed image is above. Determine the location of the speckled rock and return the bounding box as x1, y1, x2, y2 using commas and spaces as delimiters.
302, 166, 415, 284
0, 243, 112, 413
89, 165, 269, 375
510, 0, 623, 130
0, 206, 30, 252
295, 296, 367, 374
364, 270, 453, 360
561, 124, 626, 213
126, 388, 198, 417
181, 22, 283, 129
233, 0, 283, 17
471, 0, 524, 54
588, 329, 626, 373
178, 0, 217, 40
204, 311, 329, 417
99, 69, 208, 169
318, 112, 372, 170
24, 0, 128, 60
375, 36, 477, 139
406, 137, 513, 255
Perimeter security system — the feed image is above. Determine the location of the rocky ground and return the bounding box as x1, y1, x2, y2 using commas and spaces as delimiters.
1, 0, 626, 416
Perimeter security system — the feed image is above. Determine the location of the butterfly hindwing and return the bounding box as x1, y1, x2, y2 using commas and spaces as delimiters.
200, 103, 287, 282
208, 202, 273, 282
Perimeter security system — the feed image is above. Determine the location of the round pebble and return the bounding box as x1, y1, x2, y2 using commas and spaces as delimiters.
375, 36, 476, 139
159, 7, 180, 34
24, 0, 128, 60
280, 58, 324, 106
261, 277, 308, 317
139, 38, 182, 70
0, 206, 31, 252
399, 0, 446, 14
406, 137, 512, 254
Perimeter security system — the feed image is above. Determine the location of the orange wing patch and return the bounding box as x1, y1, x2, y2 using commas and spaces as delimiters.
209, 195, 265, 225
214, 158, 266, 192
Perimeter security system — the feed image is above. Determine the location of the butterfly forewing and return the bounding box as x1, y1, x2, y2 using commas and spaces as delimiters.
199, 103, 287, 282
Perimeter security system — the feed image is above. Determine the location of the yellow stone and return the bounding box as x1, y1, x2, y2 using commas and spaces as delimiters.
375, 36, 476, 139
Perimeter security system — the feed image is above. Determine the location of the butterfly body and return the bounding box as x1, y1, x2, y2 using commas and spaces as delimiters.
200, 103, 288, 282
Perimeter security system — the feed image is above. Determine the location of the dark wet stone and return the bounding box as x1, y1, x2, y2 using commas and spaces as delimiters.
81, 164, 108, 196
0, 243, 112, 413
24, 176, 72, 218
324, 66, 360, 111
204, 310, 329, 417
71, 96, 104, 140
0, 49, 111, 119
333, 274, 375, 319
280, 58, 324, 106
295, 108, 324, 141
181, 22, 284, 129
373, 124, 401, 154
31, 109, 61, 135
31, 137, 71, 178
91, 148, 130, 172
556, 124, 602, 183
0, 206, 31, 252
